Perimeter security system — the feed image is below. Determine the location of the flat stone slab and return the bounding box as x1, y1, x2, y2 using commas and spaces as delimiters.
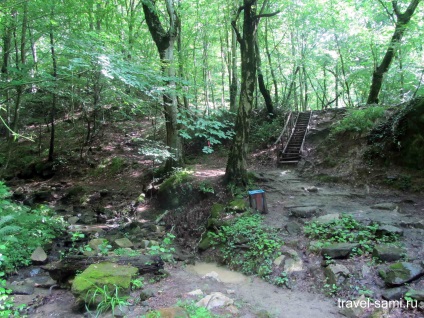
406, 289, 424, 301
312, 213, 340, 224
379, 262, 424, 286
372, 244, 405, 262
381, 287, 408, 300
290, 206, 318, 218
371, 203, 398, 210
322, 243, 359, 259
376, 225, 404, 237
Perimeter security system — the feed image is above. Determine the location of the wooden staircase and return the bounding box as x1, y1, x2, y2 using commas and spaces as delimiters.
278, 111, 311, 164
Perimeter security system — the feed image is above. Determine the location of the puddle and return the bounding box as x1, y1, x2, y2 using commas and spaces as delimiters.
186, 262, 248, 284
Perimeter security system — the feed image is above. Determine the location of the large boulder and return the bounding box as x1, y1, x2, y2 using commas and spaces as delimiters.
372, 244, 405, 262
322, 243, 359, 259
71, 262, 138, 310
379, 262, 424, 286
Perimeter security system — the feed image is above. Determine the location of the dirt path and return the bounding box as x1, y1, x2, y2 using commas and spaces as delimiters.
11, 166, 424, 317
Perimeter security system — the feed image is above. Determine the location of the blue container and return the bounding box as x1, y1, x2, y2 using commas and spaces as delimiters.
248, 189, 268, 214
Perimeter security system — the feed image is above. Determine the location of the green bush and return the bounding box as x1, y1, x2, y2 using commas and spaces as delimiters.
250, 114, 285, 149
209, 213, 283, 278
0, 181, 66, 273
332, 106, 386, 135
178, 108, 235, 154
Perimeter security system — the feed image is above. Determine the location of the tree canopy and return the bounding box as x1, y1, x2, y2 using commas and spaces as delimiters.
1, 0, 423, 183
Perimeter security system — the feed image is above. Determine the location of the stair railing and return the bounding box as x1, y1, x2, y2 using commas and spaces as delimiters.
299, 111, 312, 155
275, 111, 297, 155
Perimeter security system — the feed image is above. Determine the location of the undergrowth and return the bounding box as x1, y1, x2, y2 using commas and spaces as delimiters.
0, 182, 66, 273
331, 106, 386, 136
209, 213, 283, 279
304, 214, 399, 256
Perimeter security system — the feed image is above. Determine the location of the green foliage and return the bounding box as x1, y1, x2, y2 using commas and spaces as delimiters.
304, 214, 399, 255
0, 246, 26, 317
0, 182, 66, 273
178, 108, 235, 154
114, 248, 140, 257
332, 106, 386, 135
130, 277, 144, 290
209, 213, 283, 277
198, 181, 214, 194
250, 113, 285, 149
138, 139, 176, 165
160, 168, 194, 190
148, 233, 176, 262
85, 284, 129, 318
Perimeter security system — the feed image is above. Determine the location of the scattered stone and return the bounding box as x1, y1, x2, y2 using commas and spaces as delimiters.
361, 264, 371, 278
226, 289, 235, 295
306, 186, 318, 193
140, 288, 156, 301
290, 206, 318, 218
114, 238, 134, 248
339, 295, 367, 318
379, 262, 424, 286
285, 222, 302, 235
186, 289, 203, 296
376, 225, 403, 237
88, 238, 108, 253
112, 305, 130, 317
7, 282, 35, 295
196, 292, 234, 309
147, 307, 189, 318
284, 257, 304, 273
381, 287, 408, 300
324, 264, 350, 286
202, 271, 221, 282
67, 216, 79, 225
322, 243, 359, 259
226, 305, 239, 315
274, 255, 285, 267
371, 203, 398, 211
313, 213, 340, 224
31, 246, 48, 263
372, 244, 405, 262
405, 289, 424, 301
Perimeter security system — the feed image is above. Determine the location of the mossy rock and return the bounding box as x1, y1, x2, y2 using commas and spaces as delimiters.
198, 233, 213, 251
228, 198, 247, 212
379, 262, 424, 286
210, 203, 225, 218
71, 262, 138, 308
157, 171, 197, 209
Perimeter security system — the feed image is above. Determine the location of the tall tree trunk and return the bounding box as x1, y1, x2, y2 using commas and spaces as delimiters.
142, 0, 182, 171
48, 3, 57, 162
225, 0, 278, 185
255, 40, 273, 116
367, 0, 420, 104
264, 19, 278, 105
1, 13, 12, 138
229, 28, 238, 112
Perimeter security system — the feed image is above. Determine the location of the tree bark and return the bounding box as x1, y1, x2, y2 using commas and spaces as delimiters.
255, 40, 274, 116
142, 0, 183, 171
48, 3, 57, 162
367, 0, 421, 104
225, 1, 259, 185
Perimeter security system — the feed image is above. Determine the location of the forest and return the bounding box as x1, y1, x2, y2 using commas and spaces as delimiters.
1, 0, 423, 180
1, 0, 424, 317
